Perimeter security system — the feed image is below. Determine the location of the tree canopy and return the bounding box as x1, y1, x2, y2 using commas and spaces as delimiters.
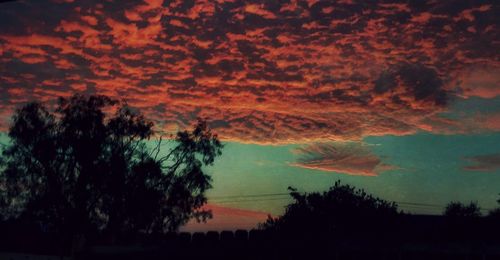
488, 195, 500, 218
0, 94, 223, 237
443, 201, 481, 218
261, 181, 399, 235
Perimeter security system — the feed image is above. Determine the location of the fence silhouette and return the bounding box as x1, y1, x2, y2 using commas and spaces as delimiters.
2, 215, 500, 259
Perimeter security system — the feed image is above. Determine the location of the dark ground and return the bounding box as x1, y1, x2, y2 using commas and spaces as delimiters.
1, 215, 500, 260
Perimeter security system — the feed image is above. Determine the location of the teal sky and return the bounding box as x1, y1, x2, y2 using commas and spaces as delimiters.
203, 132, 500, 216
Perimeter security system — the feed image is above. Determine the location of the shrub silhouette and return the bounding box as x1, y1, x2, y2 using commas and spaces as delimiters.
444, 201, 481, 218
0, 94, 223, 245
488, 194, 500, 218
260, 181, 399, 237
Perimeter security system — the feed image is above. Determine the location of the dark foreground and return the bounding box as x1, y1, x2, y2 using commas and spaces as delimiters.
2, 215, 500, 260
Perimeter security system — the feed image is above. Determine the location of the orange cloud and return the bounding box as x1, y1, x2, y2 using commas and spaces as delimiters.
457, 67, 500, 99
290, 142, 395, 176
244, 4, 277, 19
478, 113, 500, 132
80, 15, 98, 26
463, 154, 500, 172
0, 0, 498, 144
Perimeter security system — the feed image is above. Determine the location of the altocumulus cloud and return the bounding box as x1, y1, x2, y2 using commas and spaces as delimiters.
0, 0, 499, 144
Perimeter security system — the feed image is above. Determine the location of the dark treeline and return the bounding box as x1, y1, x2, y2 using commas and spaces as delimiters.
2, 201, 500, 259
1, 95, 500, 259
2, 180, 500, 259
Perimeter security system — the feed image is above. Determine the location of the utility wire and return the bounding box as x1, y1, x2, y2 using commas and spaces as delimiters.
208, 193, 495, 211
209, 193, 289, 200
212, 197, 291, 204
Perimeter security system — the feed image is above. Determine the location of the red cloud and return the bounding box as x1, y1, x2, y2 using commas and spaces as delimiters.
290, 142, 395, 176
0, 0, 499, 144
244, 4, 277, 19
477, 113, 500, 132
463, 154, 500, 172
456, 67, 500, 99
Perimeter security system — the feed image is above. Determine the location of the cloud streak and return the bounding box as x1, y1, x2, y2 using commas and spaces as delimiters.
463, 154, 500, 172
291, 142, 395, 176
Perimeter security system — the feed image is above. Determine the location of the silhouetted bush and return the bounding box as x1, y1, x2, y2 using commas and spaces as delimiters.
487, 194, 500, 219
260, 181, 400, 239
444, 201, 481, 218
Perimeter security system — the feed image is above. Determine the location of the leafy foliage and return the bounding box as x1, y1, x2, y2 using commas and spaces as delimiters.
0, 94, 223, 237
261, 181, 399, 234
487, 194, 500, 218
444, 201, 481, 218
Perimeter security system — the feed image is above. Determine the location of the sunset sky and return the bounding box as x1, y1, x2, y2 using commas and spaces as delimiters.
0, 0, 499, 231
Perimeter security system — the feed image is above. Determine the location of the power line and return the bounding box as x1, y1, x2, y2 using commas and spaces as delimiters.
396, 201, 444, 208
209, 193, 289, 200
210, 193, 446, 208
212, 197, 291, 204
208, 193, 495, 211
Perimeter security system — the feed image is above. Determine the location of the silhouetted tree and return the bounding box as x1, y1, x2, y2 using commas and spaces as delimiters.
444, 201, 481, 218
260, 181, 399, 236
488, 194, 500, 218
0, 94, 223, 243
